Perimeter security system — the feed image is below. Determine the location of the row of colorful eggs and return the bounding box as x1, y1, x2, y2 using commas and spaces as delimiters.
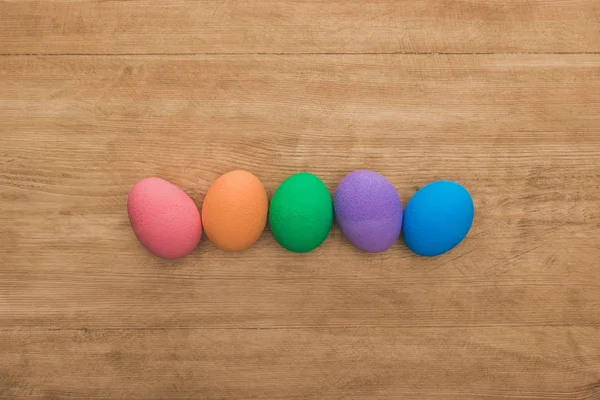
127, 170, 474, 260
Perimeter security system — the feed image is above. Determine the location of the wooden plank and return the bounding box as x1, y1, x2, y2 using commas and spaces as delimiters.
1, 1, 599, 55
1, 54, 599, 330
1, 327, 600, 399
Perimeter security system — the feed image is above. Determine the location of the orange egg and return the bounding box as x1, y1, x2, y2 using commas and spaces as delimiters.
201, 170, 268, 252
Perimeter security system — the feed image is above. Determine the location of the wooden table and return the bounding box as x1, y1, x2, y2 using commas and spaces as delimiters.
1, 2, 599, 399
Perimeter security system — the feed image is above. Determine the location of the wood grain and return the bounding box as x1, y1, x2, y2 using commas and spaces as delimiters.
1, 0, 599, 55
2, 327, 600, 399
1, 3, 600, 394
1, 54, 599, 332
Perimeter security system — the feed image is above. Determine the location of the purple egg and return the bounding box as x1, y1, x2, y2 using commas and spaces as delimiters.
334, 170, 403, 253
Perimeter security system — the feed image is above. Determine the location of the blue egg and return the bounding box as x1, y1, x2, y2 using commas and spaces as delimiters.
402, 180, 474, 257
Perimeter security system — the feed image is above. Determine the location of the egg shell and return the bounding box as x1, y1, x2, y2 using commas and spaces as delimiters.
127, 177, 202, 260
334, 170, 402, 253
402, 180, 474, 257
201, 170, 268, 252
269, 172, 333, 253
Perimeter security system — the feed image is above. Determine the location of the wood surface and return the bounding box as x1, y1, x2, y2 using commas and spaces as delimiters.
1, 1, 600, 400
1, 0, 600, 54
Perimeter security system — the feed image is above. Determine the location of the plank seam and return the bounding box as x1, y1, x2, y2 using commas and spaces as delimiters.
1, 52, 600, 57
1, 324, 599, 333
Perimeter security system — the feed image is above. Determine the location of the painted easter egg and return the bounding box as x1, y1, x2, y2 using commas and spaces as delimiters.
402, 180, 474, 257
334, 170, 402, 253
269, 172, 333, 253
202, 170, 268, 251
127, 177, 202, 260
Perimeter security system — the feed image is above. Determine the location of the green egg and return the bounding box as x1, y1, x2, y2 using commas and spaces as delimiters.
269, 172, 333, 253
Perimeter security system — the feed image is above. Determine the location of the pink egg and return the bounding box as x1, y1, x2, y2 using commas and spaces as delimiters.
127, 177, 202, 260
